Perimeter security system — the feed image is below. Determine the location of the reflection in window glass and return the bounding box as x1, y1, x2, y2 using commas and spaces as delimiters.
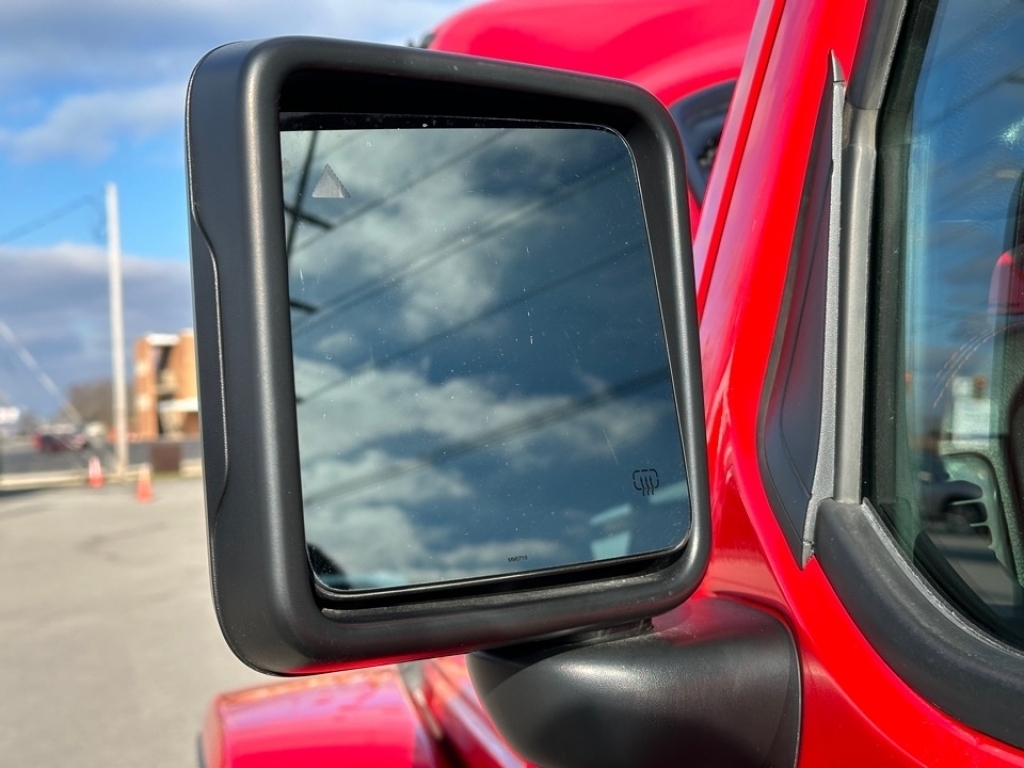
875, 0, 1024, 644
280, 122, 689, 591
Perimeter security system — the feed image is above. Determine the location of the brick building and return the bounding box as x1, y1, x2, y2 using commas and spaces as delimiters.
133, 331, 199, 440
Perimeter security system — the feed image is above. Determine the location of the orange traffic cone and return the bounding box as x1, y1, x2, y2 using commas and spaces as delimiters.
87, 456, 104, 488
136, 463, 153, 503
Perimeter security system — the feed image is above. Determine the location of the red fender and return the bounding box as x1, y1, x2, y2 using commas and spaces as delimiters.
201, 667, 449, 768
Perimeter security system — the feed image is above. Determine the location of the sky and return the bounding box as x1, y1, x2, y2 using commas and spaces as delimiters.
0, 0, 476, 419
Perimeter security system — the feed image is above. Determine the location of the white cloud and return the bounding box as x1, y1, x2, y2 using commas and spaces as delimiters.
0, 242, 192, 414
1, 0, 474, 40
0, 0, 476, 159
0, 83, 184, 162
0, 0, 474, 76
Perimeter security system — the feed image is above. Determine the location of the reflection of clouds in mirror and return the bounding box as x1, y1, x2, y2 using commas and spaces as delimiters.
307, 504, 430, 586
284, 127, 627, 345
308, 499, 569, 586
302, 450, 471, 508
292, 353, 345, 395
285, 129, 509, 338
312, 329, 361, 362
296, 366, 527, 463
298, 363, 675, 586
288, 203, 649, 410
398, 238, 510, 340
304, 450, 571, 587
294, 362, 667, 482
284, 125, 687, 590
437, 539, 567, 575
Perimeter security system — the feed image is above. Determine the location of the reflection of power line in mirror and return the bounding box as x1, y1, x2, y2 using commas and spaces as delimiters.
312, 165, 350, 199
290, 297, 318, 314
288, 132, 507, 259
281, 129, 366, 252
295, 241, 638, 405
301, 367, 670, 508
290, 157, 626, 340
284, 205, 332, 232
285, 131, 319, 259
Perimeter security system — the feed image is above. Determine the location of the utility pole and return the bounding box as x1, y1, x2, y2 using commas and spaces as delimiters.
106, 183, 129, 479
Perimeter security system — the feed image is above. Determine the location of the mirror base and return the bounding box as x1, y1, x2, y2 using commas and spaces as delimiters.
468, 597, 799, 768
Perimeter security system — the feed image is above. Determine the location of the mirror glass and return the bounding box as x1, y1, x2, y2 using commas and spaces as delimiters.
281, 116, 689, 592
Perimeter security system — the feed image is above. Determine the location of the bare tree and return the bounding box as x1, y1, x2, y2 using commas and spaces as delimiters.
64, 379, 132, 428
16, 410, 39, 437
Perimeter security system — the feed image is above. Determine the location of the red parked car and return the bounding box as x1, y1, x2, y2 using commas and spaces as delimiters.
34, 427, 87, 452
185, 0, 1024, 765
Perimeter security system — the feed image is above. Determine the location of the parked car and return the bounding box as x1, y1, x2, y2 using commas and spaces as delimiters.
187, 0, 1024, 765
34, 426, 86, 452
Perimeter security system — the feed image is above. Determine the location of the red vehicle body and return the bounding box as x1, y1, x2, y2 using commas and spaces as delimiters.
200, 0, 1024, 765
426, 0, 755, 233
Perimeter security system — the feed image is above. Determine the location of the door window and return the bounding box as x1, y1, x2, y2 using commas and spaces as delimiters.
872, 0, 1024, 646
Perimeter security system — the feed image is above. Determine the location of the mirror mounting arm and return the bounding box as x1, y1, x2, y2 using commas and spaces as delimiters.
469, 597, 800, 768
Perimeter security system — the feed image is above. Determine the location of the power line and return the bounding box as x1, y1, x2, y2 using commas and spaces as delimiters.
0, 318, 83, 424
0, 192, 102, 246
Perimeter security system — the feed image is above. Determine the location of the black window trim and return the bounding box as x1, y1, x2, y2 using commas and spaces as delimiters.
758, 53, 845, 565
816, 499, 1024, 748
814, 0, 1024, 749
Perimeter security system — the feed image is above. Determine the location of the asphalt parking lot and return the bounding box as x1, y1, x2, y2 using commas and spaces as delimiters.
0, 479, 267, 768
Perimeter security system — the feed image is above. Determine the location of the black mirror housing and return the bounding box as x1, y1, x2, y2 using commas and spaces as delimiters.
186, 36, 709, 675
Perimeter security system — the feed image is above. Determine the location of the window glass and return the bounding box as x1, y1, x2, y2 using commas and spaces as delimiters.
873, 0, 1024, 644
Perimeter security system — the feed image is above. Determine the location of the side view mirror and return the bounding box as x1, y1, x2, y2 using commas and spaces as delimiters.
186, 37, 709, 674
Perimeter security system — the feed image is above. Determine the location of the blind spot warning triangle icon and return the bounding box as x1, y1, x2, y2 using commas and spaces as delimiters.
312, 164, 350, 199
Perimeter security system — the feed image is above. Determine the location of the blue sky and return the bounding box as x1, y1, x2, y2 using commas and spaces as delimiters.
0, 0, 476, 418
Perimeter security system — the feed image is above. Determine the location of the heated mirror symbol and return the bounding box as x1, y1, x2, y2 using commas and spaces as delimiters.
633, 468, 660, 496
